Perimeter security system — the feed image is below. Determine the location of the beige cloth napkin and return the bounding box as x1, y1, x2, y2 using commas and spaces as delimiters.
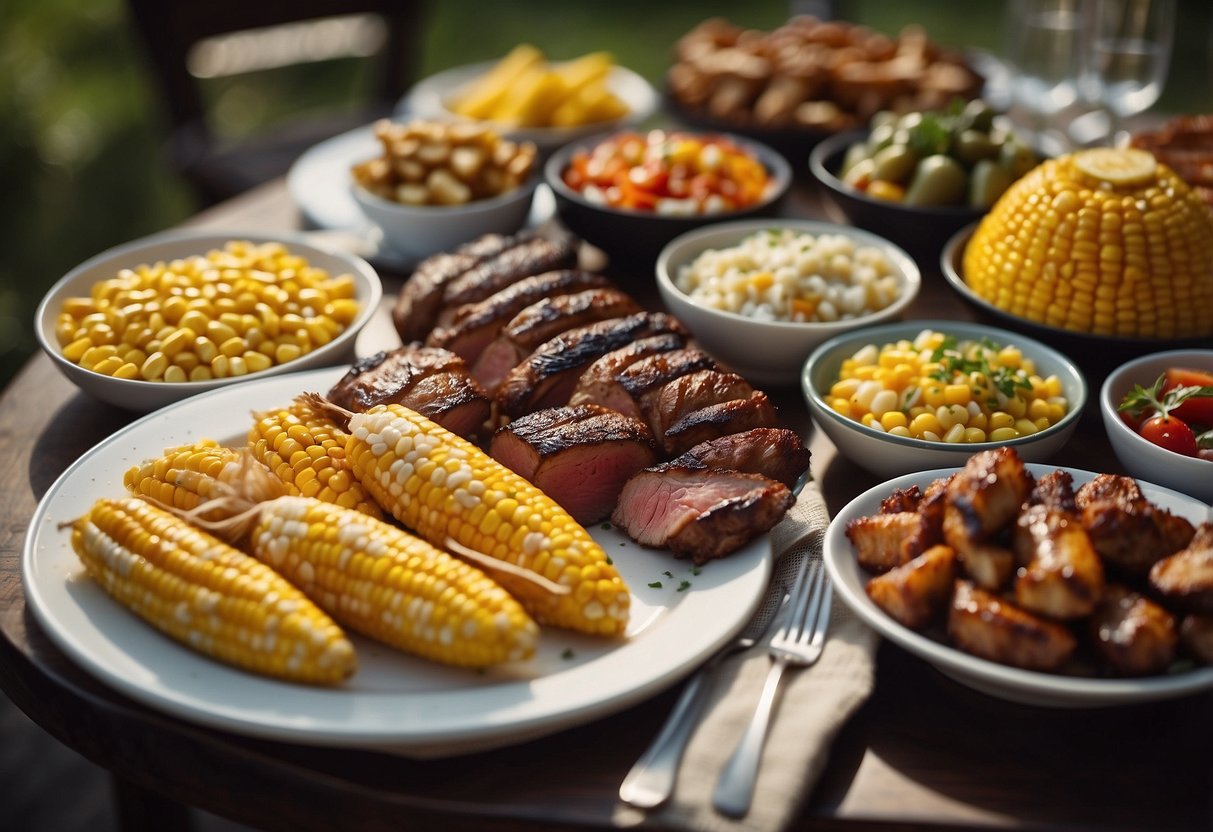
614, 480, 878, 832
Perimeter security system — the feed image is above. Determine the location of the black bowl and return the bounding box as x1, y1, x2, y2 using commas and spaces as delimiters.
543, 130, 792, 272
809, 130, 985, 265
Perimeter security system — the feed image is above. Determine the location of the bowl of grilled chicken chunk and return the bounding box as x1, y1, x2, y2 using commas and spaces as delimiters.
824, 447, 1213, 706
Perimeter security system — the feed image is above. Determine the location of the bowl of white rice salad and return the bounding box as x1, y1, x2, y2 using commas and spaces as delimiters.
656, 219, 920, 385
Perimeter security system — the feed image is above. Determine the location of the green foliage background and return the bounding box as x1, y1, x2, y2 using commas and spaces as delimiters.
2, 0, 1209, 391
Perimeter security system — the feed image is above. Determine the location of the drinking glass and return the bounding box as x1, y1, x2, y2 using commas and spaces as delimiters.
1004, 0, 1086, 153
1081, 0, 1175, 145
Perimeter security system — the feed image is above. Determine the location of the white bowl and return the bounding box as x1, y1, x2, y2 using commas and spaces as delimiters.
397, 61, 659, 155
1100, 349, 1213, 505
35, 229, 382, 413
824, 464, 1213, 707
655, 219, 921, 387
350, 175, 537, 261
801, 320, 1087, 478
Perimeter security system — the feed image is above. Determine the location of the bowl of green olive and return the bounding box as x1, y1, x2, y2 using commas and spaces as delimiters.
809, 100, 1040, 261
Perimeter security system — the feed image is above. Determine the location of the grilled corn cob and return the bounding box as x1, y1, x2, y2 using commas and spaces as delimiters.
122, 440, 266, 521
962, 148, 1213, 338
69, 496, 355, 684
248, 401, 384, 518
306, 395, 630, 636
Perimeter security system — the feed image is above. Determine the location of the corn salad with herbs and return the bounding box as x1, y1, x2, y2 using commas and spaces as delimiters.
826, 329, 1068, 443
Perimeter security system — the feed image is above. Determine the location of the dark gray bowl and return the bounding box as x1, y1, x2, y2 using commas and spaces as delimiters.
544, 131, 791, 272
809, 130, 985, 264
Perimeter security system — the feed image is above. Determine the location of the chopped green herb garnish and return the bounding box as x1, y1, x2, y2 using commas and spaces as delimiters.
690, 566, 701, 576
663, 570, 674, 579
601, 522, 612, 530
606, 556, 613, 565
648, 581, 663, 589
561, 648, 575, 660
676, 581, 691, 592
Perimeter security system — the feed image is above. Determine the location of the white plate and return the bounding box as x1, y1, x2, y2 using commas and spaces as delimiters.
286, 124, 556, 272
23, 367, 772, 756
396, 60, 659, 152
823, 464, 1213, 707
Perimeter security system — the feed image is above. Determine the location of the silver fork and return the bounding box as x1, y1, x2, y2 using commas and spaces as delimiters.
618, 582, 786, 809
712, 557, 832, 818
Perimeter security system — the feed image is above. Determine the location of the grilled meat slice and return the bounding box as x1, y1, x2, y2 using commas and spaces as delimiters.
494, 312, 688, 422
660, 392, 778, 456
1012, 504, 1105, 620
438, 234, 579, 320
1180, 614, 1213, 664
489, 404, 656, 524
1077, 474, 1196, 574
392, 232, 526, 343
568, 333, 688, 413
650, 368, 754, 439
1148, 523, 1213, 613
1089, 584, 1178, 676
676, 427, 810, 489
881, 485, 923, 515
472, 288, 642, 394
612, 460, 794, 563
1027, 469, 1078, 512
948, 580, 1077, 671
325, 345, 490, 438
570, 346, 715, 421
427, 270, 612, 362
846, 512, 935, 574
865, 544, 958, 630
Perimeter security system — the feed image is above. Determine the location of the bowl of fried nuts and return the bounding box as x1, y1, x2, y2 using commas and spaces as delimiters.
350, 118, 540, 259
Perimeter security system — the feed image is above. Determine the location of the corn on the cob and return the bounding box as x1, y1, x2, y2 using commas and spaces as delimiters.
246, 494, 538, 666
962, 148, 1213, 339
248, 401, 384, 519
307, 395, 630, 636
69, 496, 355, 684
123, 440, 265, 521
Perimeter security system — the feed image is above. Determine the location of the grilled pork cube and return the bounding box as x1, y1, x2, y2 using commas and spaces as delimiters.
650, 368, 754, 440
865, 544, 958, 630
1148, 523, 1213, 613
1012, 504, 1105, 620
326, 346, 490, 439
1180, 614, 1213, 664
490, 404, 656, 524
437, 233, 579, 320
392, 232, 526, 343
846, 512, 933, 574
1027, 469, 1078, 512
1089, 584, 1177, 676
944, 446, 1034, 542
948, 580, 1077, 672
471, 288, 642, 394
612, 460, 794, 563
494, 312, 688, 422
660, 392, 778, 456
568, 333, 689, 415
1077, 474, 1196, 574
676, 427, 810, 489
427, 270, 612, 362
880, 485, 923, 515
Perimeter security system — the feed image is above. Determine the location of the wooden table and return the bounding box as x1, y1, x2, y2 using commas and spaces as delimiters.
1, 178, 1209, 832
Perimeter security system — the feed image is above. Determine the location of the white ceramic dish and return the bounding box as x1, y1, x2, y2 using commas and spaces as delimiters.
801, 319, 1087, 478
1100, 349, 1213, 505
22, 367, 772, 757
397, 60, 659, 154
824, 464, 1213, 707
34, 230, 382, 413
655, 219, 921, 387
286, 123, 556, 271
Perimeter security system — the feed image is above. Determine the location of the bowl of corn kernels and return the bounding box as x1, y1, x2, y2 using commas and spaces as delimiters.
656, 219, 920, 386
949, 148, 1213, 346
801, 320, 1087, 477
35, 230, 382, 413
349, 119, 539, 260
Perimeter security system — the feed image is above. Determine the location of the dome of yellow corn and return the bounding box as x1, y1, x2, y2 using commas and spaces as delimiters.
962, 148, 1213, 338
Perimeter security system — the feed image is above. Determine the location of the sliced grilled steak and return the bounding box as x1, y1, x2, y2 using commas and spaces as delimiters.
426, 270, 612, 362
326, 345, 491, 439
472, 288, 642, 394
392, 232, 527, 343
568, 333, 689, 413
495, 312, 689, 422
437, 234, 579, 323
651, 369, 755, 439
490, 404, 657, 524
573, 349, 720, 423
611, 459, 794, 562
660, 392, 778, 456
676, 427, 810, 489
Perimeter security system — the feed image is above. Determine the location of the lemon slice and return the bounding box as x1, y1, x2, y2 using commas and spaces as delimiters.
1073, 147, 1156, 186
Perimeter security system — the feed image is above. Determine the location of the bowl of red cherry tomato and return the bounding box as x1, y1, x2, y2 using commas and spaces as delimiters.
1101, 350, 1213, 504
544, 128, 791, 266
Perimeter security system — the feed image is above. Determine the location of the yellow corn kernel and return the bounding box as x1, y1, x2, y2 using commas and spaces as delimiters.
1027, 398, 1052, 421
989, 426, 1019, 442
888, 426, 912, 438
910, 412, 942, 438
943, 424, 966, 443
988, 411, 1015, 431
964, 427, 987, 443
923, 384, 948, 408
944, 384, 971, 406
880, 411, 908, 431
1014, 418, 1039, 436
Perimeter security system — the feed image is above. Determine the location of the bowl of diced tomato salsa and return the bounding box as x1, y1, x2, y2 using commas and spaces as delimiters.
544, 128, 791, 267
